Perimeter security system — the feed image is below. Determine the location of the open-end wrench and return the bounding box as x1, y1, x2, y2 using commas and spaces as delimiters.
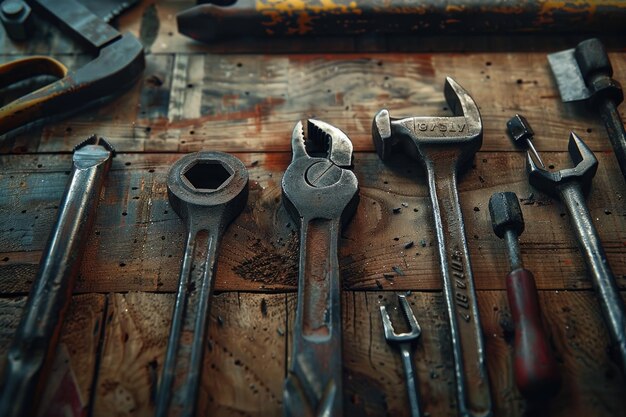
372, 77, 491, 417
281, 119, 359, 417
380, 295, 423, 417
527, 132, 626, 375
156, 152, 248, 417
0, 136, 114, 417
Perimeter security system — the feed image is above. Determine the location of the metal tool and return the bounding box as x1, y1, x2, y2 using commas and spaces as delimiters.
0, 0, 144, 136
0, 136, 114, 417
380, 295, 423, 417
548, 38, 626, 182
156, 152, 248, 417
372, 77, 492, 417
506, 114, 545, 168
526, 131, 626, 376
281, 119, 359, 417
177, 1, 626, 43
488, 192, 560, 401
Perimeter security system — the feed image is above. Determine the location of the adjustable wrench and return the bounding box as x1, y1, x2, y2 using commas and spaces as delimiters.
527, 133, 626, 376
156, 152, 248, 417
372, 77, 491, 417
0, 136, 114, 417
281, 119, 359, 416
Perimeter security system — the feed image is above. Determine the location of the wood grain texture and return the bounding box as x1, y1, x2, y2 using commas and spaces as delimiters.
93, 292, 286, 417
0, 152, 623, 294
1, 52, 625, 154
88, 290, 626, 417
0, 294, 105, 415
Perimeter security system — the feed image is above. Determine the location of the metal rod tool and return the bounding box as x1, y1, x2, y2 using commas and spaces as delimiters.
0, 136, 114, 417
380, 295, 423, 417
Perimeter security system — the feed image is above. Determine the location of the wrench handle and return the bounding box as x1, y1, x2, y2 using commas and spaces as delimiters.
399, 344, 422, 417
506, 268, 560, 400
427, 160, 492, 417
0, 149, 111, 417
284, 217, 343, 417
559, 184, 626, 373
156, 227, 219, 417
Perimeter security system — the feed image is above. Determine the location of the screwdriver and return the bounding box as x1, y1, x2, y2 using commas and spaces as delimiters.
488, 192, 560, 401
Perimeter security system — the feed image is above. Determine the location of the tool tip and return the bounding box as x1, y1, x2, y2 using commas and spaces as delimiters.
74, 135, 116, 156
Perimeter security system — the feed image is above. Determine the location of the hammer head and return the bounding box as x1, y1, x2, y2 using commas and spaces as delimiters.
372, 77, 482, 164
527, 132, 598, 196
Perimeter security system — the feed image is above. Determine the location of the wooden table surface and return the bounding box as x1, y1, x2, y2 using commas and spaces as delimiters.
1, 1, 625, 416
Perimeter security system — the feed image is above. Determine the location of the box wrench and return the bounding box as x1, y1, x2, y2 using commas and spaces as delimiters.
372, 77, 492, 417
525, 132, 626, 376
155, 152, 248, 417
0, 136, 114, 417
281, 119, 359, 416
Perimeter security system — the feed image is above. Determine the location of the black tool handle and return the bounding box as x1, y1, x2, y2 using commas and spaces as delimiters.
506, 268, 560, 401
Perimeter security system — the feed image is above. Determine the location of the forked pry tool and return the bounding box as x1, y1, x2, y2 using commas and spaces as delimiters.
380, 295, 423, 417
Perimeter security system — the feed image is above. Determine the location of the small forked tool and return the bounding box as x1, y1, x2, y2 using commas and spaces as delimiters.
380, 295, 422, 417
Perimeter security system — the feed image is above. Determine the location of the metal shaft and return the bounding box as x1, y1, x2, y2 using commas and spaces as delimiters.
155, 220, 221, 417
0, 139, 112, 417
598, 99, 626, 181
426, 160, 491, 417
558, 182, 626, 372
399, 344, 421, 417
503, 230, 523, 271
284, 217, 343, 417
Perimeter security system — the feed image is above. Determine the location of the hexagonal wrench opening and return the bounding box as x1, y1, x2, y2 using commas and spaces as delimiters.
182, 160, 234, 191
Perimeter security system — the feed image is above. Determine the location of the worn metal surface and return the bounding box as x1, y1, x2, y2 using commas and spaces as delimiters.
548, 38, 626, 182
488, 191, 560, 402
527, 132, 626, 377
281, 119, 359, 416
0, 136, 113, 417
156, 151, 248, 417
0, 0, 144, 137
178, 0, 626, 43
380, 294, 423, 417
372, 77, 491, 417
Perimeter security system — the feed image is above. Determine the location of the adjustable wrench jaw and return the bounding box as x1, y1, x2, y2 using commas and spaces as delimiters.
373, 77, 483, 168
282, 120, 359, 226
527, 132, 598, 196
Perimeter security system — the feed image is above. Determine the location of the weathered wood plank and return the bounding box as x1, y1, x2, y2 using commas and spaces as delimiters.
0, 294, 106, 416
0, 152, 624, 294
92, 292, 172, 416
2, 52, 625, 154
88, 290, 626, 417
92, 292, 286, 417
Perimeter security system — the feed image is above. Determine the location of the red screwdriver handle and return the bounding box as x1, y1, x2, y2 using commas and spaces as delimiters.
506, 268, 561, 401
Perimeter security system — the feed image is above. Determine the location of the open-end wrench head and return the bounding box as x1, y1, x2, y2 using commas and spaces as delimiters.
372, 77, 482, 165
527, 132, 598, 195
167, 151, 248, 227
